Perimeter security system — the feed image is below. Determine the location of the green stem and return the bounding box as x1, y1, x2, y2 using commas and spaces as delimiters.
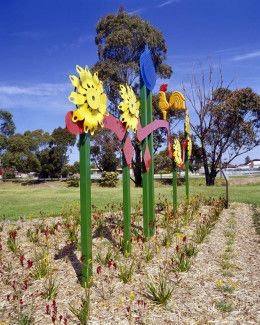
140, 78, 149, 238
147, 89, 154, 236
122, 154, 131, 255
172, 161, 177, 213
184, 132, 189, 202
79, 133, 92, 287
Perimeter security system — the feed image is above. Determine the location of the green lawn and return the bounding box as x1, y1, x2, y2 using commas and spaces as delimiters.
0, 179, 259, 220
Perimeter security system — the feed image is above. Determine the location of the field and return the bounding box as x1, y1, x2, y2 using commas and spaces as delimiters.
0, 196, 259, 324
0, 177, 259, 324
0, 176, 260, 220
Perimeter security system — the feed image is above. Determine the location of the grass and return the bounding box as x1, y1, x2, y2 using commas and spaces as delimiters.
215, 300, 234, 313
0, 178, 259, 220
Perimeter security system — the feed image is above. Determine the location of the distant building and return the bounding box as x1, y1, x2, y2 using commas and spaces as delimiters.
248, 159, 260, 168
238, 159, 260, 170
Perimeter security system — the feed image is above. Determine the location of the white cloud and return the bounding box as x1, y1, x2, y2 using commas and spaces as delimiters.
0, 83, 69, 96
157, 0, 180, 8
129, 8, 143, 15
232, 50, 260, 61
0, 83, 72, 113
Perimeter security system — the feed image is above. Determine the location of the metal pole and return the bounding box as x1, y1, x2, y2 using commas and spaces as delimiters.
172, 161, 178, 213
79, 133, 92, 287
221, 170, 229, 209
147, 89, 154, 236
122, 154, 131, 255
140, 77, 150, 238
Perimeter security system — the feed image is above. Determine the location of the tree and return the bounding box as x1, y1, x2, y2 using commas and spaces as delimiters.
93, 8, 172, 185
91, 128, 120, 171
38, 128, 76, 178
244, 155, 251, 165
61, 161, 80, 177
0, 109, 15, 162
0, 109, 15, 137
1, 130, 49, 174
154, 149, 172, 173
184, 65, 260, 185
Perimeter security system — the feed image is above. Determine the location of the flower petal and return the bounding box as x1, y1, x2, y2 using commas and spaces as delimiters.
68, 92, 86, 105
72, 104, 89, 122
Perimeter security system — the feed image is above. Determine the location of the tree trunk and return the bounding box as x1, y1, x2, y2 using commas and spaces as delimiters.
206, 168, 217, 186
205, 174, 215, 186
201, 146, 216, 186
132, 141, 142, 187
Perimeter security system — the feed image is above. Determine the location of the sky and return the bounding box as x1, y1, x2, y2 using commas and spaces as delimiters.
0, 0, 259, 164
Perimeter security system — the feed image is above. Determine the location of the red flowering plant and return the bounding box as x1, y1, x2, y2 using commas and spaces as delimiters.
172, 234, 197, 272
7, 229, 18, 253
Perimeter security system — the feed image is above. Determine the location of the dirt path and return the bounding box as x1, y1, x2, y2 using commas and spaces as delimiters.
158, 203, 260, 324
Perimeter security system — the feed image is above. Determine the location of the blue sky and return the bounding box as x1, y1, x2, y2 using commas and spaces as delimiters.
0, 0, 259, 163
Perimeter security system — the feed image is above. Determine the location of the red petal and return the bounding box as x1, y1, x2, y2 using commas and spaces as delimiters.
65, 111, 84, 135
123, 136, 134, 168
144, 144, 151, 172
103, 115, 126, 141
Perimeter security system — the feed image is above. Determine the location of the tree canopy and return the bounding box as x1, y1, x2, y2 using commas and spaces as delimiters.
0, 109, 15, 137
184, 65, 260, 185
0, 117, 76, 178
93, 7, 172, 117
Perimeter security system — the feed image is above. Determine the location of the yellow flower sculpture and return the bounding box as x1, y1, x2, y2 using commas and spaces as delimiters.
172, 138, 183, 167
187, 135, 192, 157
185, 110, 190, 135
118, 84, 140, 132
68, 65, 108, 135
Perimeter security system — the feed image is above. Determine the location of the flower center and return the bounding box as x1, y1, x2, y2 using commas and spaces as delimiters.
87, 90, 99, 110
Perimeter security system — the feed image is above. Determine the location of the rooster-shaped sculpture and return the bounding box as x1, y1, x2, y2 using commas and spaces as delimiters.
159, 84, 186, 120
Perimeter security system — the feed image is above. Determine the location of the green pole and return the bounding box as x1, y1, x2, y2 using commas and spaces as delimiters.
140, 77, 150, 238
172, 161, 177, 213
79, 133, 92, 287
184, 134, 189, 202
147, 90, 154, 236
122, 155, 131, 255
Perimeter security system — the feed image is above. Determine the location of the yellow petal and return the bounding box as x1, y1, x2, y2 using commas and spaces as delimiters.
72, 104, 88, 122
69, 75, 80, 88
68, 91, 86, 105
120, 111, 138, 132
76, 65, 88, 80
86, 88, 100, 110
119, 84, 128, 100
118, 101, 129, 112
83, 108, 105, 135
99, 103, 107, 116
93, 72, 100, 85
100, 92, 107, 109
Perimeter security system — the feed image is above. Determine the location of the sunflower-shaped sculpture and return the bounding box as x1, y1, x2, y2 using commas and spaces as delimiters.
172, 138, 183, 167
118, 84, 140, 132
185, 110, 190, 135
68, 65, 108, 135
187, 135, 192, 157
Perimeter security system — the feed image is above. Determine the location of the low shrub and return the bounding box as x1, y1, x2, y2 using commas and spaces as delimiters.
99, 171, 118, 187
146, 275, 173, 305
67, 177, 79, 187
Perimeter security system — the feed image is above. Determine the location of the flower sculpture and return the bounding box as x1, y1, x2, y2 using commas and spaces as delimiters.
159, 84, 186, 120
172, 138, 183, 168
68, 65, 108, 135
184, 110, 192, 158
118, 84, 140, 133
185, 110, 190, 135
187, 135, 192, 157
